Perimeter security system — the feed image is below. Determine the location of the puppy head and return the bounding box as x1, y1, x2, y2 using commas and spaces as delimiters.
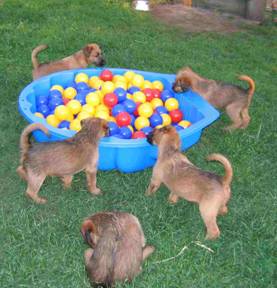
83, 43, 105, 67
81, 117, 109, 139
172, 67, 193, 93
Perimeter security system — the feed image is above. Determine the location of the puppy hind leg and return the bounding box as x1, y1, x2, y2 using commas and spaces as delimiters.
25, 171, 47, 204
240, 108, 251, 129
145, 179, 161, 196
142, 245, 155, 261
168, 192, 179, 204
86, 169, 101, 195
61, 175, 73, 189
224, 103, 243, 132
17, 166, 28, 181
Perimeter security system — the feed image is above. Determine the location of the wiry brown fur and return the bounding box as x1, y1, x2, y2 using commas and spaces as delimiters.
81, 212, 155, 287
16, 118, 109, 204
32, 43, 105, 80
146, 126, 233, 240
173, 67, 255, 131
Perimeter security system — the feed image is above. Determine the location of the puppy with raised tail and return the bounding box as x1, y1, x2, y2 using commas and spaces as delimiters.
173, 67, 255, 131
146, 126, 233, 240
32, 43, 105, 80
81, 211, 155, 287
16, 118, 109, 204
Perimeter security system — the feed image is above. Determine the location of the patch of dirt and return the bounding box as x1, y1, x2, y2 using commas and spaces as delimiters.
151, 4, 260, 33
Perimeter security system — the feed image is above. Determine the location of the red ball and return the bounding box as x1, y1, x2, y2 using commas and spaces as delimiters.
116, 112, 131, 127
103, 93, 118, 108
143, 88, 154, 102
152, 89, 161, 99
63, 98, 70, 105
100, 69, 113, 81
133, 102, 141, 117
132, 131, 146, 139
169, 109, 183, 123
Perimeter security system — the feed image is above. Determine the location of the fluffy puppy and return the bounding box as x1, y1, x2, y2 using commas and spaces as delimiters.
81, 211, 155, 287
173, 67, 255, 131
146, 126, 233, 240
16, 118, 109, 204
32, 43, 105, 80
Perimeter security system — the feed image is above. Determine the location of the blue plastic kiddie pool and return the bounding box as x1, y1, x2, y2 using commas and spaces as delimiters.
18, 68, 220, 173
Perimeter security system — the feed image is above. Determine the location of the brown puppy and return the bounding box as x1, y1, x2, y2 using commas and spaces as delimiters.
146, 126, 233, 240
32, 43, 105, 80
173, 67, 255, 131
16, 118, 109, 204
81, 211, 155, 287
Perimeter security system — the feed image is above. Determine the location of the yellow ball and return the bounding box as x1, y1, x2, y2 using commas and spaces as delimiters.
131, 74, 144, 88
113, 75, 126, 83
95, 110, 109, 120
75, 73, 89, 83
156, 124, 163, 129
70, 119, 81, 131
88, 76, 103, 89
50, 85, 64, 94
54, 105, 72, 121
179, 120, 191, 128
34, 112, 44, 118
151, 98, 163, 110
77, 111, 91, 121
138, 102, 153, 118
161, 114, 172, 126
135, 116, 150, 131
128, 125, 134, 133
102, 81, 115, 95
126, 93, 133, 100
67, 100, 82, 115
96, 104, 109, 113
165, 98, 179, 111
124, 71, 135, 83
133, 91, 146, 103
86, 92, 101, 106
64, 87, 77, 99
82, 104, 95, 116
152, 80, 164, 91
46, 114, 60, 127
142, 80, 153, 89
108, 116, 116, 122
114, 81, 127, 90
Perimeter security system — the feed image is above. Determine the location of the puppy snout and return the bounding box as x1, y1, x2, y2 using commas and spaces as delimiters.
172, 82, 181, 92
146, 132, 154, 145
96, 57, 105, 67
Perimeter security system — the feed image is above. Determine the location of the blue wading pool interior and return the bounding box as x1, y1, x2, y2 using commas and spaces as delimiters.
18, 68, 220, 173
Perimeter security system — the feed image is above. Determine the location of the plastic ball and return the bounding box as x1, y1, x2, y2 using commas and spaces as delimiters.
103, 93, 118, 108
70, 119, 81, 131
100, 69, 113, 82
132, 131, 146, 139
151, 98, 163, 110
169, 109, 183, 123
108, 116, 116, 123
142, 80, 153, 90
143, 88, 154, 102
152, 89, 161, 99
96, 104, 109, 114
82, 104, 95, 116
86, 91, 101, 106
77, 111, 91, 121
58, 121, 70, 129
34, 112, 44, 118
128, 125, 134, 133
116, 112, 131, 127
46, 114, 60, 127
128, 86, 140, 94
95, 110, 109, 120
108, 122, 120, 136
102, 81, 115, 94
161, 90, 174, 102
130, 114, 136, 126
173, 124, 183, 131
133, 102, 141, 117
135, 116, 150, 131
113, 75, 126, 83
150, 113, 163, 127
114, 88, 127, 103
37, 95, 48, 106
126, 93, 133, 100
138, 102, 153, 118
114, 81, 127, 90
133, 91, 146, 103
124, 71, 135, 83
48, 97, 64, 110
119, 126, 132, 139
165, 98, 179, 111
152, 80, 164, 91
88, 76, 103, 89
75, 92, 87, 105
67, 99, 82, 115
50, 85, 64, 94
49, 89, 63, 100
54, 105, 72, 121
179, 120, 191, 128
131, 74, 144, 88
155, 106, 168, 115
38, 104, 50, 117
75, 73, 89, 83
123, 99, 136, 114
76, 82, 89, 92
161, 113, 172, 126
141, 126, 153, 136
112, 104, 126, 117
64, 87, 77, 99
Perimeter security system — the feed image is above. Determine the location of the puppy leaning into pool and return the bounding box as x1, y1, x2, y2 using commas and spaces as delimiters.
145, 126, 233, 240
16, 118, 109, 204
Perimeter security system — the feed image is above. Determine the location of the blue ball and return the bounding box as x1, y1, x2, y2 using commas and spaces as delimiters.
48, 97, 63, 110
49, 90, 63, 100
130, 114, 136, 127
161, 90, 174, 102
75, 91, 87, 105
173, 124, 183, 131
112, 104, 126, 117
37, 95, 49, 107
108, 122, 120, 136
155, 106, 168, 115
150, 113, 163, 128
141, 126, 153, 136
58, 121, 70, 129
119, 126, 132, 139
38, 104, 50, 117
128, 86, 140, 94
114, 134, 124, 139
76, 82, 89, 92
123, 99, 136, 114
66, 82, 77, 89
114, 88, 127, 103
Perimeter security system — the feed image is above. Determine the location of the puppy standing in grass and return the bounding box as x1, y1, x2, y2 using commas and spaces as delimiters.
16, 118, 109, 204
173, 67, 255, 131
32, 43, 105, 80
146, 126, 233, 240
81, 211, 155, 287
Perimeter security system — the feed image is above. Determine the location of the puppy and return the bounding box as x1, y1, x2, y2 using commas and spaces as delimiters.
81, 211, 155, 287
173, 67, 255, 131
32, 43, 105, 80
16, 118, 109, 204
146, 126, 233, 240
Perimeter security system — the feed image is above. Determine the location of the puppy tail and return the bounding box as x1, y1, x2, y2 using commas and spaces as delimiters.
207, 153, 233, 187
81, 219, 96, 248
32, 44, 48, 69
238, 75, 255, 108
20, 123, 49, 164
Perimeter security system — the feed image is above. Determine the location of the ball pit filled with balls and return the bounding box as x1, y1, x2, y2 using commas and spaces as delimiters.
18, 68, 219, 172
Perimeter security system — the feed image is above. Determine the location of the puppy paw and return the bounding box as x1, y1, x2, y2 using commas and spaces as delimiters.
168, 194, 179, 204
90, 187, 102, 195
27, 193, 47, 204
205, 230, 220, 240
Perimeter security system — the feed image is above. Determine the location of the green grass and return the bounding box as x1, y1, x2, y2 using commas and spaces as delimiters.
0, 1, 276, 287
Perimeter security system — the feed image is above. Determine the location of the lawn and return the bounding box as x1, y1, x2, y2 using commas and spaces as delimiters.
0, 1, 276, 287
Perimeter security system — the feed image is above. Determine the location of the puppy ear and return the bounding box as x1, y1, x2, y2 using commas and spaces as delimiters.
180, 75, 192, 87
83, 44, 94, 58
81, 219, 97, 248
